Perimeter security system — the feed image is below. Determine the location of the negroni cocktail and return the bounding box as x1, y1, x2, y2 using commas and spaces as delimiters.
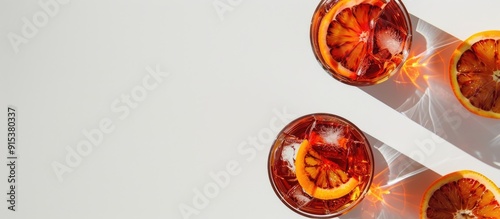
268, 114, 374, 217
310, 0, 412, 85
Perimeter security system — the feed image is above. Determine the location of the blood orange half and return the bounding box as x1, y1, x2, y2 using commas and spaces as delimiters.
420, 170, 500, 218
450, 30, 500, 119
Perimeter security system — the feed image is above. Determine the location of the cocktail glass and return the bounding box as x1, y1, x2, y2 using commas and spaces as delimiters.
268, 113, 374, 218
310, 0, 412, 86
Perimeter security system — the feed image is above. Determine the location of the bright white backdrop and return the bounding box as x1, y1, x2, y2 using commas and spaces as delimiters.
1, 0, 499, 218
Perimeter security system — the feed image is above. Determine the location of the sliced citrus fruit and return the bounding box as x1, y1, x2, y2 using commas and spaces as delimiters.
450, 30, 500, 119
315, 0, 410, 84
295, 139, 358, 200
420, 170, 500, 218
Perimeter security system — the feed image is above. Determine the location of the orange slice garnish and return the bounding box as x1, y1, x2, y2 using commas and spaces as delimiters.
420, 170, 500, 218
450, 30, 500, 119
295, 139, 358, 200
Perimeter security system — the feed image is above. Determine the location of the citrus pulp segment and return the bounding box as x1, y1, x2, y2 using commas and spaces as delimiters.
450, 30, 500, 119
420, 170, 500, 218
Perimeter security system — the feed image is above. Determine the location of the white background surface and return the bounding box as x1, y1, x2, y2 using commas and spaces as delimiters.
1, 0, 499, 218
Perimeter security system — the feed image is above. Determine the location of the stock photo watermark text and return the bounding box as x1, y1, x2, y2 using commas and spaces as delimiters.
7, 0, 70, 54
51, 65, 170, 182
178, 107, 295, 219
6, 106, 18, 211
213, 0, 243, 21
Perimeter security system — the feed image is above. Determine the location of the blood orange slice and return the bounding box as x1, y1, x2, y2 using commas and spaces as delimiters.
295, 139, 358, 200
450, 30, 500, 119
420, 170, 500, 218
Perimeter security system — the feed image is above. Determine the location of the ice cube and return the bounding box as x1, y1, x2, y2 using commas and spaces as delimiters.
357, 52, 391, 81
286, 184, 312, 208
320, 126, 344, 146
281, 142, 300, 172
373, 0, 409, 57
310, 123, 345, 146
347, 141, 371, 177
375, 26, 404, 56
308, 124, 349, 167
274, 163, 296, 180
280, 135, 303, 173
379, 0, 410, 33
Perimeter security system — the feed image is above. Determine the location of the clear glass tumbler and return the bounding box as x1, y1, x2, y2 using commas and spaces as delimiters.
310, 0, 412, 86
268, 113, 374, 218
